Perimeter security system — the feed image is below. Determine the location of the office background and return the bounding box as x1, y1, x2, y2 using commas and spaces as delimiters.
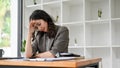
0, 0, 120, 68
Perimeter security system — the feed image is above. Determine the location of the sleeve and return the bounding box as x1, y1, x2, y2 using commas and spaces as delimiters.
31, 36, 38, 56
50, 26, 69, 56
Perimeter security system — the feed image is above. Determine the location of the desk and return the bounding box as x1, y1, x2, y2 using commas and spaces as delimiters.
0, 58, 101, 68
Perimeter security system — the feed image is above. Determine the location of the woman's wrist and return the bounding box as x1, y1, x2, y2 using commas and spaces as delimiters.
27, 32, 32, 38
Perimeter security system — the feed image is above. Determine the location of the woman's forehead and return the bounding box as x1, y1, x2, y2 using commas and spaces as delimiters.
34, 19, 44, 21
32, 19, 44, 23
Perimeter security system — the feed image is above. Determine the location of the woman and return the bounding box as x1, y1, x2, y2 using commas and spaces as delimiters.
25, 10, 69, 58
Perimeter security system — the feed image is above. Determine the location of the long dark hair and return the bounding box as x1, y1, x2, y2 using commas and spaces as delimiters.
29, 9, 56, 38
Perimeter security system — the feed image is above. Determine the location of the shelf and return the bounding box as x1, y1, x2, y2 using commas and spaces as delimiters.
112, 48, 120, 68
111, 20, 120, 45
25, 0, 41, 7
111, 45, 120, 48
111, 18, 120, 21
62, 0, 83, 23
68, 44, 110, 48
62, 21, 83, 26
85, 0, 109, 20
85, 22, 110, 46
26, 4, 42, 8
68, 46, 84, 48
85, 46, 110, 48
85, 19, 109, 24
111, 0, 120, 18
62, 21, 83, 25
62, 0, 83, 5
43, 0, 61, 5
86, 48, 111, 68
43, 0, 60, 3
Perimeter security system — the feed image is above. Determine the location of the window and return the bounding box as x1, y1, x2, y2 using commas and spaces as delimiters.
0, 0, 11, 47
0, 0, 20, 57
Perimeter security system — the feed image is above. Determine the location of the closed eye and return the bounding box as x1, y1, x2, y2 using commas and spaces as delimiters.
36, 23, 41, 26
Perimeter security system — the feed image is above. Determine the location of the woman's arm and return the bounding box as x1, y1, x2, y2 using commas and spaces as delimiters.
25, 32, 33, 58
35, 51, 55, 58
25, 21, 36, 58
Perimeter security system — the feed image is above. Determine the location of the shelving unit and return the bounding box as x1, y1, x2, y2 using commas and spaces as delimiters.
22, 0, 120, 68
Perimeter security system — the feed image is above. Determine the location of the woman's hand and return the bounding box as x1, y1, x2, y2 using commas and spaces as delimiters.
34, 51, 55, 58
29, 20, 35, 34
29, 20, 40, 34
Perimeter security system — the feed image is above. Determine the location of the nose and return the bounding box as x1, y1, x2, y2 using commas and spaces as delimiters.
34, 24, 38, 30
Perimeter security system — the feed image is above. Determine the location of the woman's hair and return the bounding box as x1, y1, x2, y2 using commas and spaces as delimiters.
29, 9, 56, 38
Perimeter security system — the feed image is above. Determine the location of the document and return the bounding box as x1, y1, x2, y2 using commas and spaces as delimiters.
25, 57, 84, 61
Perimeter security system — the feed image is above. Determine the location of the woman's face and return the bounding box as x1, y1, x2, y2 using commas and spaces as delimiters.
32, 19, 48, 32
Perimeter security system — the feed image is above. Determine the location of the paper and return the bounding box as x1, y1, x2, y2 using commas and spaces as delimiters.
25, 57, 82, 61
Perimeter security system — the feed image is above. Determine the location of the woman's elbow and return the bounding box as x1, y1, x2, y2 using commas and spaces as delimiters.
25, 53, 32, 58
